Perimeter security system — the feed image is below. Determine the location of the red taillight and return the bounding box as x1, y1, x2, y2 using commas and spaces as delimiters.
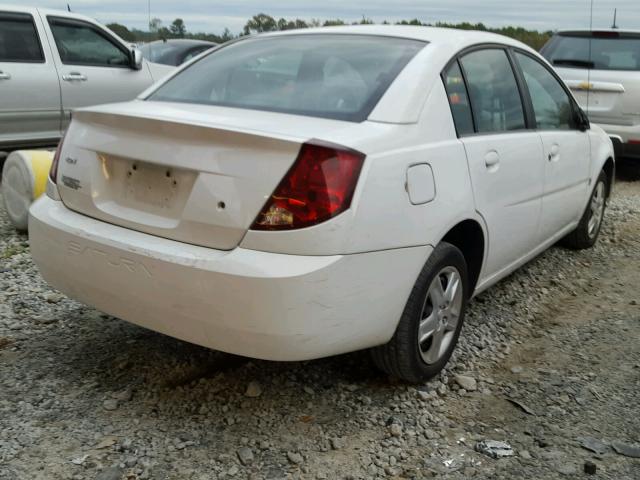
251, 141, 365, 230
49, 131, 67, 184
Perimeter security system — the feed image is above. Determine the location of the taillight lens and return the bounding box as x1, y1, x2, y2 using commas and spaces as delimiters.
49, 131, 67, 184
251, 141, 365, 230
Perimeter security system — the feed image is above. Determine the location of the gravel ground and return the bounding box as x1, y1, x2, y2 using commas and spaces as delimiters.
1, 163, 639, 480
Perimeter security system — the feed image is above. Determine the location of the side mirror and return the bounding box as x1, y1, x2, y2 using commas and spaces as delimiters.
130, 48, 143, 70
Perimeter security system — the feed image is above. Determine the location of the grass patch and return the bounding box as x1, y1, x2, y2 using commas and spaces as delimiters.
1, 243, 28, 259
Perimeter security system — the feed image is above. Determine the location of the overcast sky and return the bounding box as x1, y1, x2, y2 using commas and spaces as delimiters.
21, 1, 640, 34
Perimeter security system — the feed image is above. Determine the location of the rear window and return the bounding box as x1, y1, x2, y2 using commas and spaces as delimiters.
543, 32, 640, 71
148, 34, 426, 122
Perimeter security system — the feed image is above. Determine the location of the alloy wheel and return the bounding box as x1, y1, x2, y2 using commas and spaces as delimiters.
587, 180, 606, 239
418, 266, 464, 364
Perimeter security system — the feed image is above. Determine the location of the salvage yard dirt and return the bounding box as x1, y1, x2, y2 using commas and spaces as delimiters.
1, 163, 639, 479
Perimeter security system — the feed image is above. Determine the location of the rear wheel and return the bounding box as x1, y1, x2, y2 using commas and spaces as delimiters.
371, 242, 469, 383
562, 170, 608, 250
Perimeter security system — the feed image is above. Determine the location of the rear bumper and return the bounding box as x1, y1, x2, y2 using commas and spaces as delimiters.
609, 137, 640, 160
28, 196, 430, 361
595, 122, 640, 159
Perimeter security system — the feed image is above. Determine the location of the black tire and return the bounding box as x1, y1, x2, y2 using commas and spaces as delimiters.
371, 242, 469, 383
561, 170, 608, 250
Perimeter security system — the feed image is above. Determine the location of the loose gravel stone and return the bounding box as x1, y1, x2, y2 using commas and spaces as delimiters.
95, 466, 124, 480
475, 440, 515, 458
102, 399, 119, 411
330, 437, 344, 450
556, 463, 577, 476
244, 381, 262, 398
44, 293, 64, 303
454, 374, 477, 391
114, 388, 133, 402
612, 441, 640, 458
237, 446, 254, 465
578, 436, 608, 455
584, 461, 597, 475
389, 423, 403, 437
287, 451, 304, 465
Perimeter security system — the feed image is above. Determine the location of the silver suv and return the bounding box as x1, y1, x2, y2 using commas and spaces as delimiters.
0, 5, 174, 150
541, 30, 640, 159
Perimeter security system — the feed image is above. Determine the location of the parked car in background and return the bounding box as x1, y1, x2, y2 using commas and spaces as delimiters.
30, 26, 614, 383
541, 30, 640, 159
140, 39, 216, 66
0, 4, 174, 151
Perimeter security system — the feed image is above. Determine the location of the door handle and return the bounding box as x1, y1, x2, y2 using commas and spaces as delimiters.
548, 144, 560, 162
62, 72, 87, 82
484, 150, 500, 171
0, 71, 11, 80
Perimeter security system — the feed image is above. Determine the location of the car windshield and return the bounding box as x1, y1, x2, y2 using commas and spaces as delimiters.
147, 34, 426, 122
542, 32, 640, 71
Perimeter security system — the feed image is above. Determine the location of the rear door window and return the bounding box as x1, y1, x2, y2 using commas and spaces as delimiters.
48, 17, 130, 67
542, 32, 640, 71
0, 12, 44, 63
148, 34, 426, 122
459, 49, 526, 133
515, 52, 574, 130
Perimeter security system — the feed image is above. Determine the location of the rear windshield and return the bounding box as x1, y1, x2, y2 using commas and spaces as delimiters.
542, 32, 640, 71
148, 34, 426, 122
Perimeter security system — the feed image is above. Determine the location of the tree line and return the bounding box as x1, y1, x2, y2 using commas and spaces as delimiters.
107, 13, 553, 50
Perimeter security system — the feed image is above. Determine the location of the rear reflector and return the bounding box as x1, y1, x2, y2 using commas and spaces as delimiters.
251, 141, 365, 230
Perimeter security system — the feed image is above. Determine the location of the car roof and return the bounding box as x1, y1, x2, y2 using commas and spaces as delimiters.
244, 25, 538, 124
0, 4, 103, 24
258, 25, 536, 53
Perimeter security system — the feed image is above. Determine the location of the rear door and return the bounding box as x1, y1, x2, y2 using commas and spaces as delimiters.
542, 31, 640, 128
445, 48, 545, 279
41, 14, 154, 130
514, 51, 590, 241
0, 9, 61, 147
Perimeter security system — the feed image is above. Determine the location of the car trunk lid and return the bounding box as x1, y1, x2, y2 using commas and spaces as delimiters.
561, 69, 640, 126
56, 101, 355, 250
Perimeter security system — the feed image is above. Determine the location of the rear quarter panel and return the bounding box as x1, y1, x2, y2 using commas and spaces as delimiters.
588, 124, 615, 195
241, 81, 482, 255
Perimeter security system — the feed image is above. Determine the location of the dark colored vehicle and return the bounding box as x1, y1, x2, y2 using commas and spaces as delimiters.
140, 39, 215, 66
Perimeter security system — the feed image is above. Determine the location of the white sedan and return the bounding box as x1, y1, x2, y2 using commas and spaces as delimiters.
29, 26, 614, 383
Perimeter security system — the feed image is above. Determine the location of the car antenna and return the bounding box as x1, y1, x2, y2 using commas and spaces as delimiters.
67, 3, 71, 12
587, 0, 594, 117
611, 8, 618, 29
